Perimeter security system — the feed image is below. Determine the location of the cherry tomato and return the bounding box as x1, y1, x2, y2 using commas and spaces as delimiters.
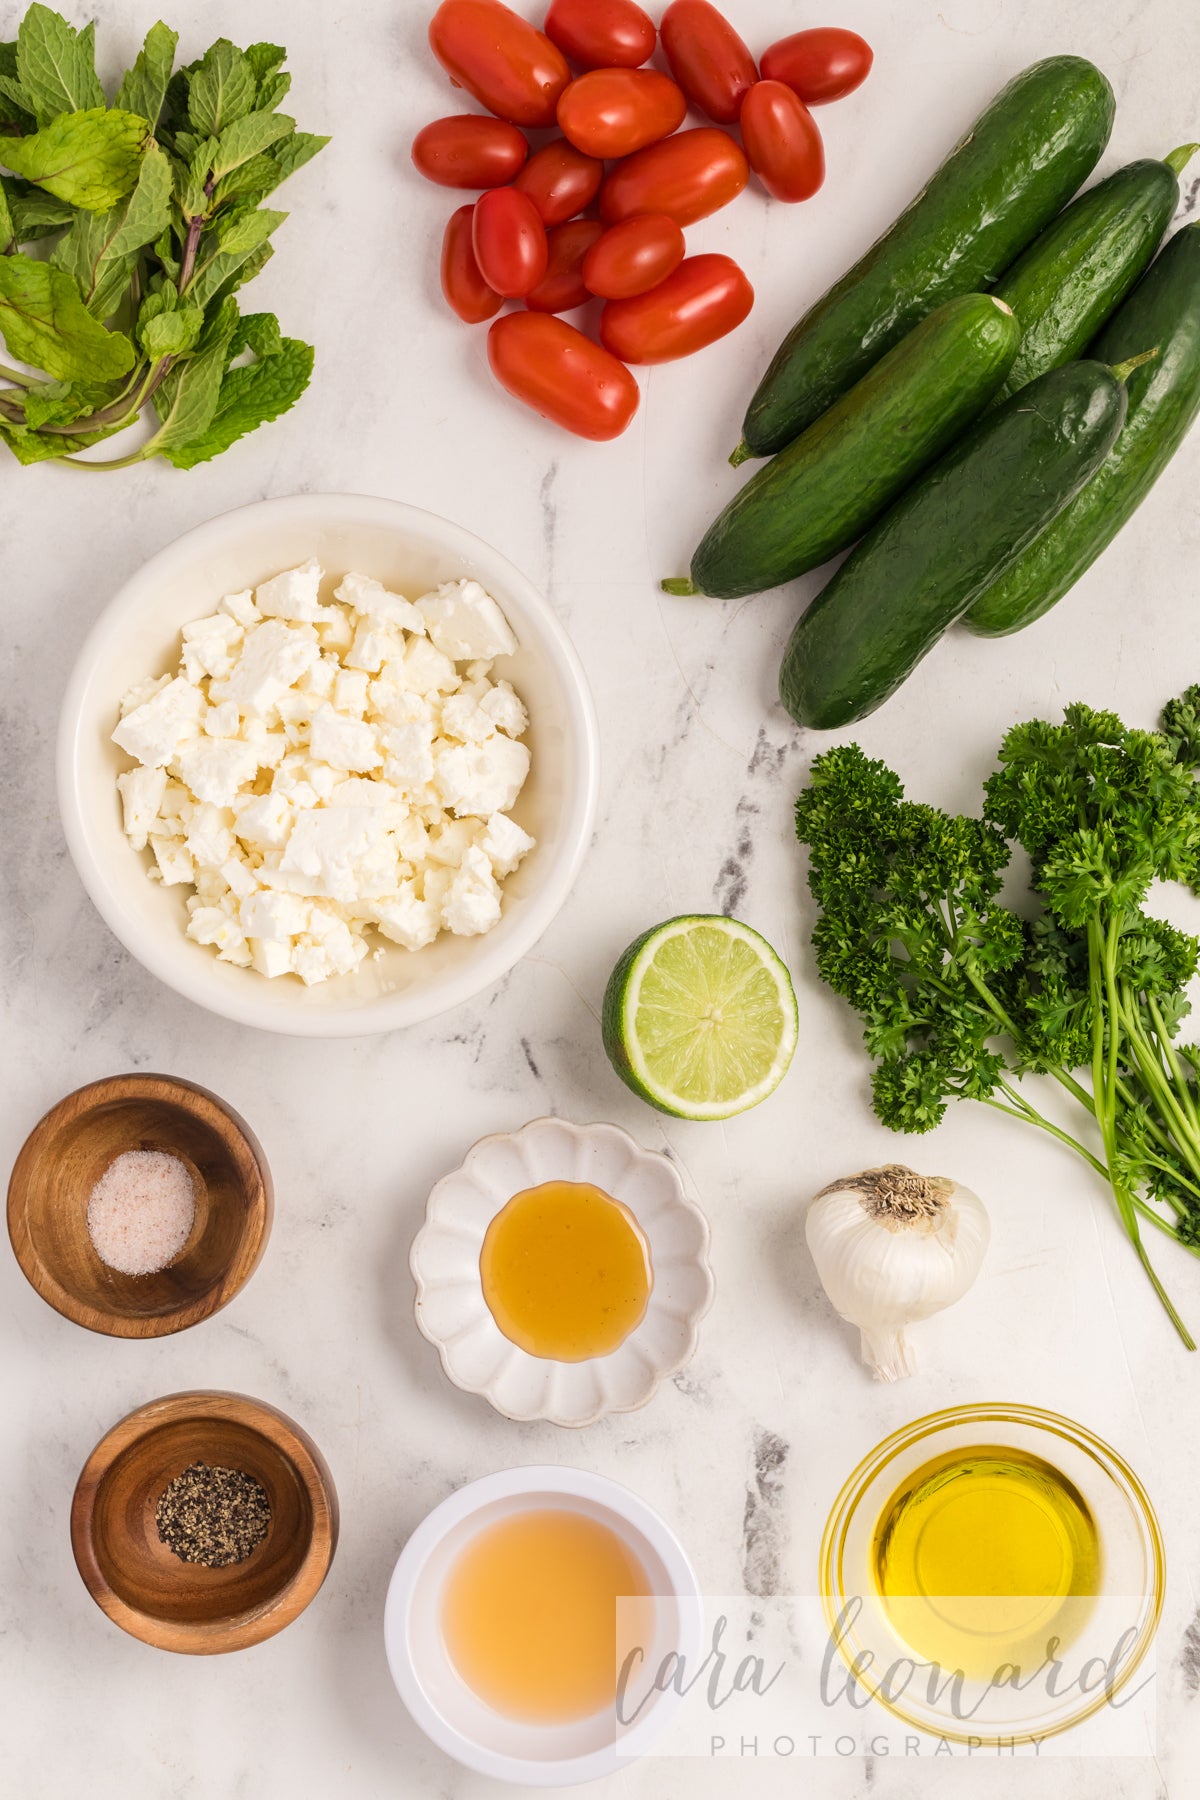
544, 0, 656, 69
760, 28, 873, 104
513, 137, 603, 225
599, 253, 753, 364
526, 219, 606, 312
583, 213, 686, 300
488, 312, 640, 439
428, 0, 570, 128
472, 187, 548, 297
412, 115, 528, 189
441, 204, 503, 322
659, 0, 757, 125
557, 68, 686, 160
599, 127, 748, 227
740, 81, 825, 203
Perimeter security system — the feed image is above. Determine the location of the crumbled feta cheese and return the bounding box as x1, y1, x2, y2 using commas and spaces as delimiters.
434, 735, 531, 818
480, 811, 535, 878
417, 579, 519, 661
220, 620, 319, 716
236, 790, 293, 848
117, 766, 168, 851
440, 846, 503, 937
114, 562, 534, 983
176, 740, 261, 809
336, 571, 425, 634
309, 707, 381, 774
254, 559, 325, 622
112, 677, 206, 768
219, 590, 261, 628
481, 679, 529, 739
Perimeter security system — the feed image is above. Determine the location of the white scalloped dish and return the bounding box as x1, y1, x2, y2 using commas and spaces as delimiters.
411, 1119, 714, 1427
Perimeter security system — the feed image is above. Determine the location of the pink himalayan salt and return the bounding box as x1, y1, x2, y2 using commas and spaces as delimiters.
86, 1149, 197, 1276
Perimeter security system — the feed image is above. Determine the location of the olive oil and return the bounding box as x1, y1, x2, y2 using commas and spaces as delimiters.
441, 1507, 654, 1722
872, 1446, 1101, 1676
480, 1180, 652, 1360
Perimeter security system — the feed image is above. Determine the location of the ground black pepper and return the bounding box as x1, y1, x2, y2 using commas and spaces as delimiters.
155, 1462, 271, 1568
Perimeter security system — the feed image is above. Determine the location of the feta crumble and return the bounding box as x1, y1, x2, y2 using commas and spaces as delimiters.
113, 563, 535, 985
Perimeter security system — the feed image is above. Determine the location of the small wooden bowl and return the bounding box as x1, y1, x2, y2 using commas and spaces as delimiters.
71, 1391, 339, 1654
7, 1074, 271, 1338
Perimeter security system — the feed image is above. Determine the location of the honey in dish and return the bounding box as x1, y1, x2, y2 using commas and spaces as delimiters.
479, 1180, 652, 1360
872, 1445, 1102, 1678
441, 1507, 655, 1722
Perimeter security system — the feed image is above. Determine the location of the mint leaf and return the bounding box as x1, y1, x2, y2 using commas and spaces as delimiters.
244, 43, 286, 84
232, 309, 282, 358
267, 130, 329, 182
141, 299, 203, 360
52, 143, 172, 318
145, 294, 238, 455
0, 178, 13, 252
210, 109, 294, 178
204, 240, 272, 311
187, 39, 255, 137
0, 253, 135, 379
115, 21, 179, 128
2, 176, 76, 240
186, 206, 284, 309
16, 5, 105, 125
165, 330, 313, 468
2, 109, 149, 213
0, 42, 35, 130
0, 413, 118, 462
254, 72, 291, 113
16, 372, 117, 429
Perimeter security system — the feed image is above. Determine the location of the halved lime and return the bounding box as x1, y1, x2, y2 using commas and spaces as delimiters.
602, 915, 798, 1120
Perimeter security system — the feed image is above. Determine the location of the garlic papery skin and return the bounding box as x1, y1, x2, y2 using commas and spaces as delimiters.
805, 1165, 989, 1381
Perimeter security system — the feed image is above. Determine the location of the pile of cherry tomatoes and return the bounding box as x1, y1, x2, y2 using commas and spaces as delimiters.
413, 0, 872, 440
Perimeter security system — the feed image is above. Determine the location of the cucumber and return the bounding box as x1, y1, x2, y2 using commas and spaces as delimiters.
779, 360, 1135, 729
991, 145, 1197, 402
736, 56, 1115, 462
664, 296, 1020, 601
966, 223, 1200, 636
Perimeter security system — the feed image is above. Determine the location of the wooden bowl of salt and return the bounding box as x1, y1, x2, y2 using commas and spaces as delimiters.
6, 1073, 271, 1337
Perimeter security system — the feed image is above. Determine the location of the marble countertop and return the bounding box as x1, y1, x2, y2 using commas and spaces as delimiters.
3, 0, 1200, 1794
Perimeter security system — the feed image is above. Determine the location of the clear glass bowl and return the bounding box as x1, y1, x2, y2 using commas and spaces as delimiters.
819, 1403, 1164, 1745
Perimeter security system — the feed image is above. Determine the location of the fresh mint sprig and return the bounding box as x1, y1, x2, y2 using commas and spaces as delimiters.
0, 6, 327, 469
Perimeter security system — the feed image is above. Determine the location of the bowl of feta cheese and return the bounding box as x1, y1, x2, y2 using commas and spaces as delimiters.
58, 494, 599, 1036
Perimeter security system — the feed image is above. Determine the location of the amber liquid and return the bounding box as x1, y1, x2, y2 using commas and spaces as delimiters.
479, 1180, 652, 1361
441, 1508, 655, 1722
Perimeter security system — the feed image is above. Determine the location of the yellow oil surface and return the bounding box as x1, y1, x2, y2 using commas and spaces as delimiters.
441, 1507, 655, 1723
479, 1180, 652, 1361
872, 1445, 1102, 1677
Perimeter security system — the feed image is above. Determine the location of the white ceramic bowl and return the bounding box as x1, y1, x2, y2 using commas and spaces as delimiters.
57, 494, 599, 1037
383, 1464, 702, 1785
411, 1117, 715, 1426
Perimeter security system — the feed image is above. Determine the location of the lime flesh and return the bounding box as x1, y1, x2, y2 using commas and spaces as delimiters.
602, 916, 798, 1120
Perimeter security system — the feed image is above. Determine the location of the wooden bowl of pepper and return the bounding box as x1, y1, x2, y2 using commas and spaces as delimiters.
71, 1391, 339, 1654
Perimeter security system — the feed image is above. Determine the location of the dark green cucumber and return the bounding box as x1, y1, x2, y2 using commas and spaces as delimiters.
664, 295, 1020, 601
967, 223, 1200, 636
779, 359, 1134, 729
991, 145, 1197, 401
736, 56, 1115, 463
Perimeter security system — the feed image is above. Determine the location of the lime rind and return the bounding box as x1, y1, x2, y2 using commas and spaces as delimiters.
603, 915, 798, 1121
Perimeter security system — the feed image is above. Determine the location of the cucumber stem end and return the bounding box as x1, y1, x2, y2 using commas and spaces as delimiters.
1165, 142, 1200, 176
729, 441, 752, 467
661, 577, 699, 596
1110, 348, 1159, 384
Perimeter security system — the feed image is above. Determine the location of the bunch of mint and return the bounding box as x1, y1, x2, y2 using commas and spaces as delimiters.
0, 6, 327, 469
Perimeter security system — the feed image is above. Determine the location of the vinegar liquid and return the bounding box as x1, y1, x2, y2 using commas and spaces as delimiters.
441, 1507, 655, 1722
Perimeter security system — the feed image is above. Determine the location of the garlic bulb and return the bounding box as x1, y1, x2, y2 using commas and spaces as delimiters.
805, 1165, 989, 1381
